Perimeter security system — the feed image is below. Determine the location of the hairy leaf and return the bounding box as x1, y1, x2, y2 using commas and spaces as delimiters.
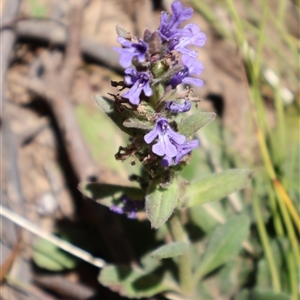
195, 215, 250, 279
99, 264, 177, 299
178, 112, 216, 137
150, 242, 188, 259
185, 169, 253, 207
94, 94, 133, 135
145, 178, 178, 229
123, 118, 153, 130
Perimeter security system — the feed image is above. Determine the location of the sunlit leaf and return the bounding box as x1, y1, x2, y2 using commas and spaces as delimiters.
123, 118, 153, 130
195, 214, 250, 278
189, 201, 226, 232
178, 112, 216, 137
94, 94, 133, 135
145, 178, 179, 229
185, 169, 253, 207
150, 242, 188, 259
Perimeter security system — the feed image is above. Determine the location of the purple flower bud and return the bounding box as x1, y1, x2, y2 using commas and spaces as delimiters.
165, 100, 191, 113
158, 0, 193, 41
161, 139, 199, 166
122, 68, 153, 105
110, 195, 144, 219
144, 117, 186, 157
113, 37, 148, 68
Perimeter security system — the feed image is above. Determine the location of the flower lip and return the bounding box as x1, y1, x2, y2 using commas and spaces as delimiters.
161, 138, 199, 166
169, 54, 204, 88
113, 37, 148, 68
144, 117, 186, 157
122, 68, 152, 105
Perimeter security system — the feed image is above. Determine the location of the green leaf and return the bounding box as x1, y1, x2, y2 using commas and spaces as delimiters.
150, 242, 188, 259
236, 290, 291, 300
99, 265, 177, 299
33, 238, 77, 271
145, 178, 179, 229
251, 290, 291, 300
178, 112, 216, 137
185, 169, 253, 207
217, 258, 254, 298
78, 182, 145, 208
123, 118, 153, 130
76, 103, 136, 178
189, 201, 226, 232
195, 214, 250, 278
94, 94, 133, 135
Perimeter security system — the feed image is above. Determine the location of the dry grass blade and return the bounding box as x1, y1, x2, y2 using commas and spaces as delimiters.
0, 205, 106, 269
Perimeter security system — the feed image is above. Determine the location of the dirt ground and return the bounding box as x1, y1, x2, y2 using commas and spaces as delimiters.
1, 0, 298, 299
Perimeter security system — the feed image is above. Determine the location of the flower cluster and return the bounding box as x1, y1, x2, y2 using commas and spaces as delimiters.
111, 0, 206, 171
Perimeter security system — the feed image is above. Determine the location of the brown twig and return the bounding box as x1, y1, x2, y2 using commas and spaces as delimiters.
14, 19, 122, 72
10, 3, 99, 183
33, 274, 95, 300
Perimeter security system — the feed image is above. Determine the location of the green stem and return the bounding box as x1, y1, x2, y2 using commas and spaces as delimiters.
168, 211, 193, 296
253, 194, 281, 292
252, 0, 268, 81
287, 249, 298, 300
268, 184, 284, 237
275, 183, 299, 267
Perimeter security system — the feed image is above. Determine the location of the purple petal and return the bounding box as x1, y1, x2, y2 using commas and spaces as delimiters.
142, 81, 153, 97
122, 81, 142, 105
168, 129, 186, 144
181, 55, 203, 75
158, 1, 193, 40
165, 100, 192, 113
174, 139, 199, 165
144, 126, 158, 144
113, 47, 136, 68
152, 135, 177, 157
114, 37, 148, 68
182, 77, 204, 87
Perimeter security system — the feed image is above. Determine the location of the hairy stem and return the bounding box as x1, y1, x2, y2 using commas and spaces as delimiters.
168, 211, 193, 296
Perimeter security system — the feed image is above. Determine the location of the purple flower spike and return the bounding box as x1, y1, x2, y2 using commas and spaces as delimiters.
158, 0, 193, 41
165, 100, 191, 113
110, 195, 144, 219
162, 139, 199, 166
144, 117, 186, 157
123, 68, 153, 105
113, 37, 148, 68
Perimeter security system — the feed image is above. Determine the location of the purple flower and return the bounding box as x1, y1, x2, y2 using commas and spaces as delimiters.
122, 68, 153, 105
110, 195, 144, 219
158, 1, 193, 41
144, 117, 186, 157
161, 139, 199, 166
113, 37, 148, 68
170, 54, 204, 88
169, 24, 206, 58
165, 100, 191, 113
